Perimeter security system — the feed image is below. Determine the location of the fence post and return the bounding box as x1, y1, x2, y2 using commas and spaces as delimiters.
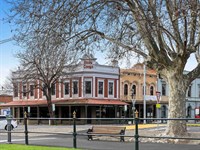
7, 117, 12, 144
135, 110, 139, 150
73, 111, 77, 148
24, 111, 29, 145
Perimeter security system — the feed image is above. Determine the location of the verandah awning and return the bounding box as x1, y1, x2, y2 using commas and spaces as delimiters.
0, 99, 129, 107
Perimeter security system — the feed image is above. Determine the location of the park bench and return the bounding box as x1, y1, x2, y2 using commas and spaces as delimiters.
87, 126, 126, 142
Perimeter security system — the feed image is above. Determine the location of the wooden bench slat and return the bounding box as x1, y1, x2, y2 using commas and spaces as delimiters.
87, 126, 126, 142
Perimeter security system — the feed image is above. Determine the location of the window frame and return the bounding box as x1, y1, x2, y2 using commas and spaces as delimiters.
150, 86, 154, 95
73, 80, 78, 95
98, 81, 104, 95
132, 84, 136, 95
30, 84, 34, 97
64, 82, 70, 95
108, 81, 114, 95
14, 83, 18, 97
124, 84, 128, 96
85, 80, 92, 94
23, 85, 27, 97
162, 82, 166, 96
187, 85, 192, 97
51, 83, 56, 95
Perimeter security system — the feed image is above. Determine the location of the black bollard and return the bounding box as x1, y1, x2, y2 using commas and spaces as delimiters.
24, 111, 29, 145
7, 117, 12, 144
135, 110, 139, 150
73, 111, 77, 148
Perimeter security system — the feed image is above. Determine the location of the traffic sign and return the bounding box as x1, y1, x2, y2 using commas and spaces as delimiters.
156, 104, 161, 108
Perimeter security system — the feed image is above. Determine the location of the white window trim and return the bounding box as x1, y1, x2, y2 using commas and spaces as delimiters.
22, 84, 27, 99
84, 79, 92, 97
72, 80, 79, 97
108, 80, 114, 98
63, 81, 70, 97
51, 83, 56, 99
29, 84, 35, 99
98, 80, 104, 97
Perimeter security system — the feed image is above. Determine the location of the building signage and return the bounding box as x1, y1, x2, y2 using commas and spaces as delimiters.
145, 95, 157, 101
84, 60, 93, 69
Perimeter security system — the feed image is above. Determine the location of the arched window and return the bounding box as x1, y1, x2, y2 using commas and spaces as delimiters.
131, 84, 136, 96
124, 84, 128, 96
150, 86, 154, 95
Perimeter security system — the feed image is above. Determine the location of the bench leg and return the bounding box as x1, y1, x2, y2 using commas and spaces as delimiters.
120, 135, 125, 142
88, 135, 93, 140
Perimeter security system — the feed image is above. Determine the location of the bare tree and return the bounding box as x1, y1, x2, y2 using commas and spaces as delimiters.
7, 0, 81, 122
1, 72, 14, 95
8, 0, 200, 136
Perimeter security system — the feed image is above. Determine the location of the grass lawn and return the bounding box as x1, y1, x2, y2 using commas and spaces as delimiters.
0, 144, 80, 150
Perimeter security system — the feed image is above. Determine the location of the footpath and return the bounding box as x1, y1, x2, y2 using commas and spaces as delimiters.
1, 124, 200, 150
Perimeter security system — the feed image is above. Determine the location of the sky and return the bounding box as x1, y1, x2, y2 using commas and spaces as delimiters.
0, 0, 20, 87
0, 1, 198, 87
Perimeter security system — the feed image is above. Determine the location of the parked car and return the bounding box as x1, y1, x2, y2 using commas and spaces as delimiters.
0, 115, 18, 130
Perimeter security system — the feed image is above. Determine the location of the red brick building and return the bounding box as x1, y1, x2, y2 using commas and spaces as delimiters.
0, 94, 13, 115
1, 54, 127, 124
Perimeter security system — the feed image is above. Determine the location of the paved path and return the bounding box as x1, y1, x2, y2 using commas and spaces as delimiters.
1, 124, 200, 150
0, 134, 199, 150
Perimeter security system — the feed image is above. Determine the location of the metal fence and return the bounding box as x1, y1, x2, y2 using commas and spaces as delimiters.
1, 112, 200, 150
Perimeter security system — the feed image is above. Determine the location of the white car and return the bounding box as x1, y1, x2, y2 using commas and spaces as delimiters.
0, 115, 18, 130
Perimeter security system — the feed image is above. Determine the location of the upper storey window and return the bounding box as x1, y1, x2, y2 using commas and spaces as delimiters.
124, 84, 128, 96
162, 82, 166, 96
132, 85, 136, 96
187, 85, 192, 97
14, 83, 18, 97
150, 86, 154, 95
51, 83, 56, 95
23, 85, 27, 97
73, 81, 78, 94
85, 81, 92, 94
64, 82, 70, 95
198, 84, 200, 98
30, 85, 34, 96
98, 81, 104, 94
109, 82, 114, 95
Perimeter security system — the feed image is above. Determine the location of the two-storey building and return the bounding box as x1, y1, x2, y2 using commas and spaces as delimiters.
2, 54, 127, 124
120, 63, 168, 120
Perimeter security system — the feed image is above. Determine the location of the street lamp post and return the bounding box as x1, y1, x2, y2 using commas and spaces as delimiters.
131, 89, 136, 124
143, 62, 146, 124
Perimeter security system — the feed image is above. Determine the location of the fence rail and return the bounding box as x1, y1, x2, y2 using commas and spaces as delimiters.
1, 112, 200, 150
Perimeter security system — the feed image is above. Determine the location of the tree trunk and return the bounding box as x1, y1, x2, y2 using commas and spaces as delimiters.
46, 89, 55, 125
164, 72, 188, 136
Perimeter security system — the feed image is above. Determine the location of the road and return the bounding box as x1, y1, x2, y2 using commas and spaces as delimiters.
0, 125, 199, 150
